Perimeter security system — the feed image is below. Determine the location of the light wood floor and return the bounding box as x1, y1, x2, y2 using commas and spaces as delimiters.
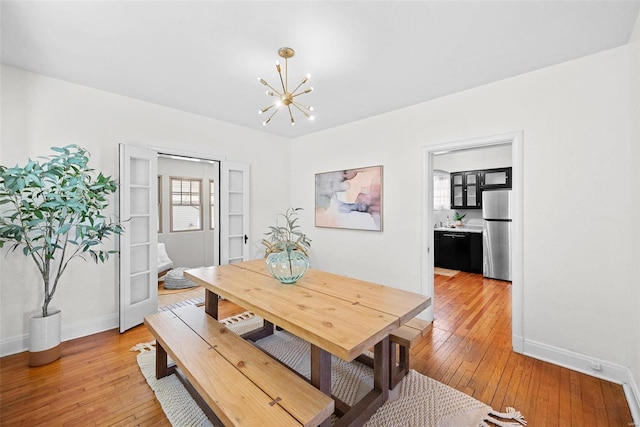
0, 273, 633, 426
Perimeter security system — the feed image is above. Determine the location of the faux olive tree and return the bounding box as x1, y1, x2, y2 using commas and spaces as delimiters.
0, 145, 123, 317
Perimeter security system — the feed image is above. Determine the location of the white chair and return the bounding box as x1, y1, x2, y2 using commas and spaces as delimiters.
157, 243, 174, 277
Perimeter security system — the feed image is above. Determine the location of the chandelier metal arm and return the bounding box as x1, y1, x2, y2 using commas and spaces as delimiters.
262, 105, 281, 125
287, 105, 295, 124
292, 88, 312, 98
290, 75, 309, 96
291, 101, 311, 118
276, 62, 287, 94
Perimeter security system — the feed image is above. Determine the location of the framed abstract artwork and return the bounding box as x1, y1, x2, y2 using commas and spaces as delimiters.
314, 165, 383, 231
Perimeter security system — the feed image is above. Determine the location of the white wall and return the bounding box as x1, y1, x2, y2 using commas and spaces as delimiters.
627, 12, 640, 420
291, 44, 636, 386
0, 66, 291, 355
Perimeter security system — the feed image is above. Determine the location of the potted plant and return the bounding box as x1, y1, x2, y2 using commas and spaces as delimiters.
453, 211, 466, 227
262, 207, 311, 284
0, 145, 123, 366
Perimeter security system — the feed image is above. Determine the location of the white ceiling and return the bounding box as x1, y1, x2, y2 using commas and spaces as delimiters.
2, 1, 639, 139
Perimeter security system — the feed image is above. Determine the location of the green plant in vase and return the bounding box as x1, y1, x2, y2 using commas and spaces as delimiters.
262, 207, 311, 284
0, 145, 123, 365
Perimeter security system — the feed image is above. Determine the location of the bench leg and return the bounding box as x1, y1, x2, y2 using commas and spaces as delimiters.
389, 342, 410, 389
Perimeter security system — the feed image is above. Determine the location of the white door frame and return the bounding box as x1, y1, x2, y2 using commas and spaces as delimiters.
421, 131, 524, 353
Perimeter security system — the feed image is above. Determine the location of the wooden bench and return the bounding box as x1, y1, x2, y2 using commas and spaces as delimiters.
388, 317, 431, 388
356, 317, 431, 389
144, 306, 334, 427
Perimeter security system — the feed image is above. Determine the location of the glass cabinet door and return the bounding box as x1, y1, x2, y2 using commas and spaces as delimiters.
464, 172, 479, 207
482, 168, 512, 189
451, 173, 464, 207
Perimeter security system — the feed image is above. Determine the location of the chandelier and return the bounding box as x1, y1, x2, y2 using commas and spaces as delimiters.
258, 47, 314, 126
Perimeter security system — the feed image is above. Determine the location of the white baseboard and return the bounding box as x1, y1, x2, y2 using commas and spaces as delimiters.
524, 338, 640, 425
0, 312, 119, 358
624, 369, 640, 426
512, 334, 524, 353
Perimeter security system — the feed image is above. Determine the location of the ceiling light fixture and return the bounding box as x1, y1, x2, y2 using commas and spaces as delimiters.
258, 47, 314, 126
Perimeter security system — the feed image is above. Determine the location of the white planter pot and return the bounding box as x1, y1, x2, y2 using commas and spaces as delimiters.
29, 310, 61, 366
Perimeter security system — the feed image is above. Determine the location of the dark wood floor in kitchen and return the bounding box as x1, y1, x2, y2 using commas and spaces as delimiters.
0, 272, 633, 426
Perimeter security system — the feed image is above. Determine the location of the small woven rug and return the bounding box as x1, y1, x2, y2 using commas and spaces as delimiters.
132, 311, 527, 427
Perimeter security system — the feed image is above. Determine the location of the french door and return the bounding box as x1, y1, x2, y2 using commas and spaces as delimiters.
220, 161, 250, 264
118, 144, 158, 332
119, 144, 250, 331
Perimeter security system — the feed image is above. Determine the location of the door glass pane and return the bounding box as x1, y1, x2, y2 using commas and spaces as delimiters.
229, 193, 243, 213
131, 245, 150, 275
229, 214, 243, 235
210, 180, 215, 229
466, 174, 476, 184
229, 170, 243, 192
130, 217, 150, 245
130, 188, 149, 215
130, 158, 149, 186
229, 236, 243, 259
131, 274, 150, 305
453, 175, 463, 185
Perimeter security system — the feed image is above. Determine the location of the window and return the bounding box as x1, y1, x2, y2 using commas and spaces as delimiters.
170, 177, 203, 232
209, 180, 216, 229
433, 169, 451, 210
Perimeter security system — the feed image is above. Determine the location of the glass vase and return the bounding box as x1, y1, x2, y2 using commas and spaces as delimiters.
265, 249, 310, 284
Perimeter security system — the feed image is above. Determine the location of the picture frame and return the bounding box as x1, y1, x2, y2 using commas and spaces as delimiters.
314, 165, 383, 231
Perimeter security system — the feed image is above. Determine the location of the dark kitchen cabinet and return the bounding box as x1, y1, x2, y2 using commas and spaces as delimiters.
434, 230, 483, 273
435, 231, 470, 271
470, 232, 483, 273
450, 171, 481, 209
481, 167, 512, 189
450, 167, 512, 209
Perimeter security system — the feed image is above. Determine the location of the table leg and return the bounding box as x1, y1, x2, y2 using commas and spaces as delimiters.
333, 336, 390, 427
156, 342, 169, 379
373, 336, 389, 402
204, 289, 219, 319
311, 344, 332, 427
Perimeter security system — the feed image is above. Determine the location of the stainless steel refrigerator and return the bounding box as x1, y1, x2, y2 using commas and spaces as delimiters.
482, 189, 512, 281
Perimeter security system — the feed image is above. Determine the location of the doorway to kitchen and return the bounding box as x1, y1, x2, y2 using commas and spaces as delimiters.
421, 131, 524, 353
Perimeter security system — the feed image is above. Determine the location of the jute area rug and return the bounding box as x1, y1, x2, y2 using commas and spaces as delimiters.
132, 312, 527, 427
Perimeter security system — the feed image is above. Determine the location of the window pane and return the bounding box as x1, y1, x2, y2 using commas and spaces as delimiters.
172, 206, 201, 231
433, 170, 451, 210
170, 177, 203, 231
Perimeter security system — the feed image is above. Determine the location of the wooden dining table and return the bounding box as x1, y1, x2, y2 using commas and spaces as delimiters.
185, 259, 431, 427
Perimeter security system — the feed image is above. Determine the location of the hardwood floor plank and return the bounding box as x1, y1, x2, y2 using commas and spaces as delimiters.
412, 273, 633, 426
1, 275, 633, 426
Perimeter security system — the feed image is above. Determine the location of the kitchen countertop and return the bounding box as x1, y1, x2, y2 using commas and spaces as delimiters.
434, 226, 482, 234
